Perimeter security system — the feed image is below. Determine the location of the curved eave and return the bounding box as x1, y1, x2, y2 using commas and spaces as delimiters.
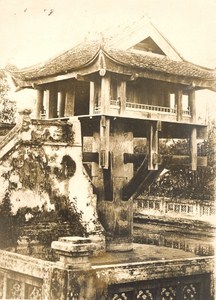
102, 47, 216, 90
7, 42, 102, 89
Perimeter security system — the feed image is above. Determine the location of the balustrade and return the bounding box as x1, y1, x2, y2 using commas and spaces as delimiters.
135, 197, 216, 220
109, 274, 210, 300
94, 100, 192, 119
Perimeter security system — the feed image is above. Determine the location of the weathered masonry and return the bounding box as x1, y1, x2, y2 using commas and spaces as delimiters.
9, 18, 216, 251
4, 17, 216, 299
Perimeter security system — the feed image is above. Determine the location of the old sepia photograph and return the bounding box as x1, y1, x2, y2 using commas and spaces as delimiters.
0, 0, 215, 299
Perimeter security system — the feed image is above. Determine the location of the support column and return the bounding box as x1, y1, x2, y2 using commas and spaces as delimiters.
89, 81, 95, 115
189, 89, 196, 123
47, 87, 58, 118
190, 127, 197, 171
117, 81, 126, 115
148, 122, 159, 170
101, 75, 110, 114
36, 90, 44, 119
65, 85, 75, 116
58, 91, 66, 118
92, 119, 134, 252
176, 90, 183, 121
99, 115, 110, 169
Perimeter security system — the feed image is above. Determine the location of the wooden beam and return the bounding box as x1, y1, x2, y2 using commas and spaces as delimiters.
124, 153, 207, 167
124, 153, 145, 164
36, 89, 44, 119
104, 56, 215, 90
83, 152, 99, 163
122, 156, 148, 200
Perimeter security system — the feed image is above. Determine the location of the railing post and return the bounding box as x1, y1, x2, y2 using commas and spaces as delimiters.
51, 236, 96, 269
51, 236, 97, 299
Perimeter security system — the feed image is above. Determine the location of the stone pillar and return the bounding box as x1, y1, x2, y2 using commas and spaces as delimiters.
92, 119, 134, 252
51, 236, 96, 269
52, 237, 97, 299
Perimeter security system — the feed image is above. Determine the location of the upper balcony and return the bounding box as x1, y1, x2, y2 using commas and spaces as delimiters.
94, 99, 192, 124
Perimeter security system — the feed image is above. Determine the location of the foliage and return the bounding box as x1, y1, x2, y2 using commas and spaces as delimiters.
0, 192, 19, 249
143, 124, 216, 200
0, 193, 87, 260
0, 70, 16, 123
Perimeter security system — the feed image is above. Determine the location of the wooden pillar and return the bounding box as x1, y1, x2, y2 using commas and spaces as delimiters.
36, 90, 44, 119
101, 75, 110, 114
58, 91, 66, 118
148, 122, 159, 170
189, 89, 196, 122
47, 88, 58, 119
190, 127, 197, 170
65, 85, 75, 117
89, 81, 95, 115
117, 81, 126, 115
176, 90, 183, 121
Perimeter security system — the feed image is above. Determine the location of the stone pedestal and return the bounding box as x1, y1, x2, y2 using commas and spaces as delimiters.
92, 120, 134, 252
51, 236, 96, 269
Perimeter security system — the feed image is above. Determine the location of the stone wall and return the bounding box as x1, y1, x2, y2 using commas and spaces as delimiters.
0, 245, 214, 299
0, 110, 103, 237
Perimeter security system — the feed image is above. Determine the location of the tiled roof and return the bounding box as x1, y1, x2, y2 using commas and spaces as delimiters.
7, 40, 216, 88
7, 41, 100, 82
105, 47, 216, 81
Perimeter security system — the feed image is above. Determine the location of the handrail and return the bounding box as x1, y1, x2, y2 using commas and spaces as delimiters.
126, 102, 176, 114
94, 100, 191, 116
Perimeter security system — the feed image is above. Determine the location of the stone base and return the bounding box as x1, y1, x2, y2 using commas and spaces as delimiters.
106, 241, 133, 252
51, 236, 96, 269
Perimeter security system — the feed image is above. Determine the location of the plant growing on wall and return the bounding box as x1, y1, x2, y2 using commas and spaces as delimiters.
0, 192, 87, 261
0, 192, 20, 250
0, 70, 16, 124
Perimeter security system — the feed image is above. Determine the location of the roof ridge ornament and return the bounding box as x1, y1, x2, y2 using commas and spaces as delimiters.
98, 49, 106, 76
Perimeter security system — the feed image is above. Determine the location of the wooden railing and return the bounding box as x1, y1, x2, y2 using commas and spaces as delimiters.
94, 100, 191, 117
125, 102, 177, 114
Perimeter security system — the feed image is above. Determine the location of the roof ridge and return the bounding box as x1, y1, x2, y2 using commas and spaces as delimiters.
6, 40, 101, 76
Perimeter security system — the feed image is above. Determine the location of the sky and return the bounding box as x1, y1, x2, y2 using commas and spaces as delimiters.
0, 0, 216, 69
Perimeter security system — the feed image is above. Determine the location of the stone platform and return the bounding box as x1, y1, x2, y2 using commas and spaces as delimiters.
90, 243, 198, 266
